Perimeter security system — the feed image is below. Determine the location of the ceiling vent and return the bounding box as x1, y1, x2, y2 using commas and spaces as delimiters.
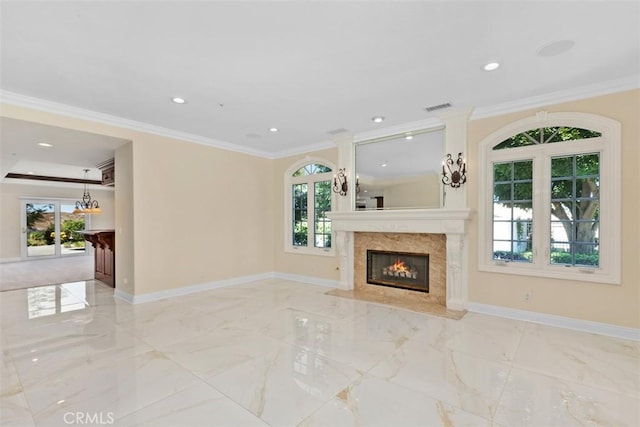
424, 102, 452, 113
327, 128, 350, 136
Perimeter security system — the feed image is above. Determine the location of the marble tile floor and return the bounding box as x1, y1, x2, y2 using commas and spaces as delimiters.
1, 278, 638, 426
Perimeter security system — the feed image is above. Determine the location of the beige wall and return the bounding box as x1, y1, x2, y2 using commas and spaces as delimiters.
1, 104, 274, 296
130, 134, 274, 294
114, 142, 134, 295
467, 89, 640, 328
0, 182, 115, 260
272, 148, 340, 281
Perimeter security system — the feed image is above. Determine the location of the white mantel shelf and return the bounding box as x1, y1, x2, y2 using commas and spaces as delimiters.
327, 208, 472, 311
327, 208, 473, 235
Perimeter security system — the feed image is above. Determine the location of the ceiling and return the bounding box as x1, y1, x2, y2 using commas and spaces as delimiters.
0, 117, 129, 181
1, 1, 639, 179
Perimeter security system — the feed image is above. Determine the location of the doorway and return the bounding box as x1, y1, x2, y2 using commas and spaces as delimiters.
21, 199, 92, 260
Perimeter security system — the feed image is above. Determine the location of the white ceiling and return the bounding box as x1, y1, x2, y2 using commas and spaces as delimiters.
0, 117, 129, 180
1, 1, 639, 177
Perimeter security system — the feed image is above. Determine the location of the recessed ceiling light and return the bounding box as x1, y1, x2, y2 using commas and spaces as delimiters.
371, 116, 385, 123
37, 142, 53, 147
483, 62, 500, 71
171, 97, 187, 104
405, 134, 413, 140
537, 40, 575, 57
380, 162, 388, 168
27, 171, 34, 175
269, 127, 279, 133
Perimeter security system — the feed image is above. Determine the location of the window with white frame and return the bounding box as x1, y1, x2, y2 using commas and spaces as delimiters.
284, 160, 335, 256
478, 112, 621, 284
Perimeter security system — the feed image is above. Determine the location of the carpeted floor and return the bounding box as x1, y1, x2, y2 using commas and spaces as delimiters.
0, 256, 94, 291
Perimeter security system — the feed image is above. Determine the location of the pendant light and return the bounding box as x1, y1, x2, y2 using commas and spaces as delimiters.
72, 169, 102, 214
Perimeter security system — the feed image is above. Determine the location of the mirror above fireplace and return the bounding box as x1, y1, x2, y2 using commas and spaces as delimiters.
354, 127, 445, 210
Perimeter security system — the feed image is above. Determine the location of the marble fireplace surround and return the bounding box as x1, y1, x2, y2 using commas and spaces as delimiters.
328, 209, 471, 312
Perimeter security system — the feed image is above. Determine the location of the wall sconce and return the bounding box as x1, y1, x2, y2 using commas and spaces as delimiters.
333, 168, 348, 196
356, 176, 360, 193
442, 153, 467, 188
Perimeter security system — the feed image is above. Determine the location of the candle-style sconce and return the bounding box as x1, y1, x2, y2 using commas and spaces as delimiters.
442, 153, 467, 188
356, 176, 360, 194
333, 168, 348, 196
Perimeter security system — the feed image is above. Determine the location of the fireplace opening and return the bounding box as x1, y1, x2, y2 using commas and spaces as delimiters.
366, 250, 429, 293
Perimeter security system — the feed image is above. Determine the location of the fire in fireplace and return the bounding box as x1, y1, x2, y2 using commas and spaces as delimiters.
366, 250, 429, 293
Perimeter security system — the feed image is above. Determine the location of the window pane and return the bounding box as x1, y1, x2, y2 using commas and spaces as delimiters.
513, 182, 532, 201
26, 203, 56, 257
576, 178, 598, 198
492, 160, 533, 263
550, 154, 600, 267
576, 201, 599, 220
576, 154, 599, 176
551, 156, 573, 178
493, 183, 511, 201
513, 161, 532, 180
293, 163, 332, 177
493, 162, 512, 182
495, 127, 601, 150
314, 181, 331, 248
292, 184, 308, 246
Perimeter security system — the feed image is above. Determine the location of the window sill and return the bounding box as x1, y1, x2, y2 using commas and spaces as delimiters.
285, 246, 335, 257
478, 262, 620, 285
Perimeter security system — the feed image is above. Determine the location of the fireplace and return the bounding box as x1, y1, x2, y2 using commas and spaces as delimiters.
367, 250, 429, 293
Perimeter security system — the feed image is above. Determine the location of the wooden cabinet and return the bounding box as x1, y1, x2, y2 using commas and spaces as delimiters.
81, 230, 115, 287
96, 158, 115, 186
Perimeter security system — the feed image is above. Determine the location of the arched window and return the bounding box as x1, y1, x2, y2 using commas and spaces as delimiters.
478, 112, 621, 284
284, 159, 335, 256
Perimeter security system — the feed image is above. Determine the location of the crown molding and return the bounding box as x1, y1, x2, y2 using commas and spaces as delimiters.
471, 74, 640, 120
267, 139, 337, 159
353, 117, 445, 143
2, 74, 638, 160
0, 90, 274, 159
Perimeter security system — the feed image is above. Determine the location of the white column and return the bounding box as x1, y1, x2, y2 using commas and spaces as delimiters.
332, 134, 355, 212
445, 233, 467, 310
439, 108, 472, 210
335, 230, 354, 290
332, 133, 355, 290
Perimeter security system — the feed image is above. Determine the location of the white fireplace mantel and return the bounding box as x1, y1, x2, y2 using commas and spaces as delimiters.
328, 208, 471, 234
327, 208, 472, 311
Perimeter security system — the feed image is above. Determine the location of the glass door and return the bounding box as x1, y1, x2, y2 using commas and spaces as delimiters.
24, 202, 57, 258
60, 203, 87, 256
21, 200, 90, 259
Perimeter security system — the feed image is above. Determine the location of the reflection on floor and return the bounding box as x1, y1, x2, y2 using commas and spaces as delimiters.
1, 279, 638, 426
0, 256, 93, 292
326, 288, 466, 320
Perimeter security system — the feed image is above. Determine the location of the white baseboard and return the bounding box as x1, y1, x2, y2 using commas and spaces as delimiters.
114, 272, 275, 304
112, 272, 338, 304
272, 272, 339, 288
468, 302, 640, 342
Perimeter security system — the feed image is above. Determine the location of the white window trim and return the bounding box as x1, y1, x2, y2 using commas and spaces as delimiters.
284, 157, 337, 257
478, 112, 621, 285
